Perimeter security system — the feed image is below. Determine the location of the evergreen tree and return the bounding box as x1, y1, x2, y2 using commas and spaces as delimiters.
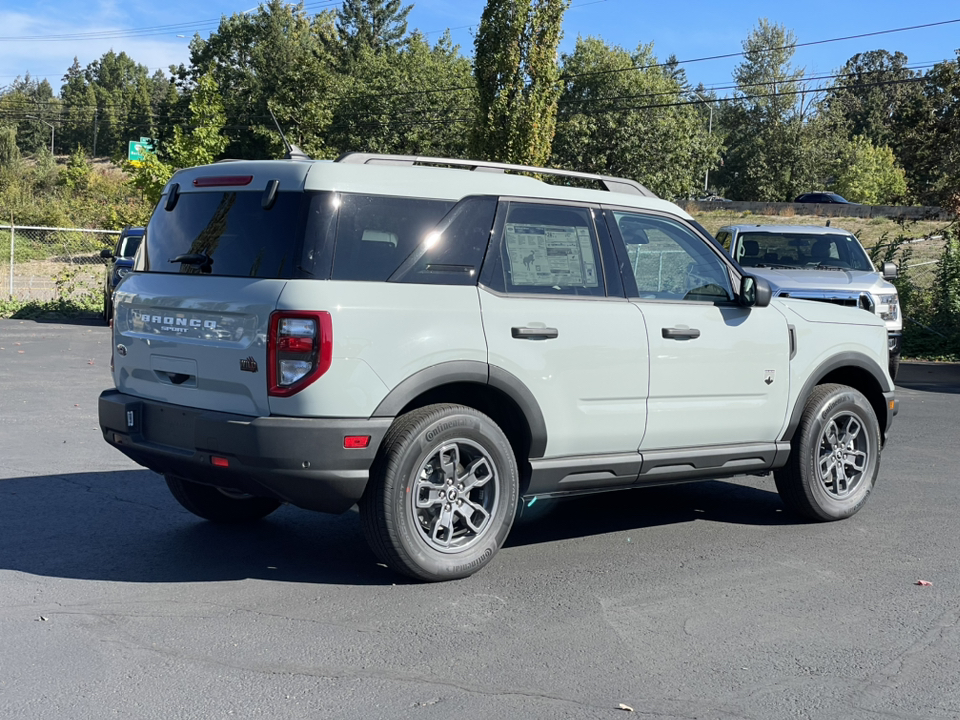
472, 0, 570, 166
335, 0, 413, 64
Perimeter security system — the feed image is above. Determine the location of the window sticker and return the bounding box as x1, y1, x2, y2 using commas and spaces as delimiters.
504, 223, 598, 288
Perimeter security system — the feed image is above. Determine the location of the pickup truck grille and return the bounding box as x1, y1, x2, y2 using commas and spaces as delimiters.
778, 291, 873, 311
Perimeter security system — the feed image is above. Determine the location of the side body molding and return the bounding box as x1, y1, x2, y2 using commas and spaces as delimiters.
371, 360, 549, 459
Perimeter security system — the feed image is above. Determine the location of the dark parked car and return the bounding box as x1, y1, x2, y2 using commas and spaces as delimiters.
100, 226, 143, 323
794, 192, 855, 204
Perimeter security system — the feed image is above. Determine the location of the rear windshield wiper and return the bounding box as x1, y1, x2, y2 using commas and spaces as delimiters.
170, 252, 214, 272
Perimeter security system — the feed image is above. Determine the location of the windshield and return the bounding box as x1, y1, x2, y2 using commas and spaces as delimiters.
735, 231, 873, 272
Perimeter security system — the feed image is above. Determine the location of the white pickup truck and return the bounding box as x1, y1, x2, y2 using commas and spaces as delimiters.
716, 224, 902, 379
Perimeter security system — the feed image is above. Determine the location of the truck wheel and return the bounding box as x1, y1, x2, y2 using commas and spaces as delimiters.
774, 384, 880, 521
889, 352, 901, 382
360, 404, 519, 582
164, 474, 281, 523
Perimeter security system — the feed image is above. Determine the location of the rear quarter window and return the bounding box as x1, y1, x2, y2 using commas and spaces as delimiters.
331, 195, 455, 282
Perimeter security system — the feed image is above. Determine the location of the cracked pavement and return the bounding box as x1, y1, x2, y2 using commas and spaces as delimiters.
1, 318, 959, 719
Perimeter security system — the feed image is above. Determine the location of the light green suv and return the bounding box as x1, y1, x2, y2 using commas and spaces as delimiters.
98, 153, 897, 581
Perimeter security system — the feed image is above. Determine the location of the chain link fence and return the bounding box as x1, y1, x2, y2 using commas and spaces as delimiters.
1, 224, 119, 304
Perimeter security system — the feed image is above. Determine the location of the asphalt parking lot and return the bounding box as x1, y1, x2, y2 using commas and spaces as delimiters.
1, 317, 958, 720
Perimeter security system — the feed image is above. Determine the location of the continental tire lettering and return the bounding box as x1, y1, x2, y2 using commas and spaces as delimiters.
447, 547, 494, 575
424, 418, 476, 443
820, 394, 852, 420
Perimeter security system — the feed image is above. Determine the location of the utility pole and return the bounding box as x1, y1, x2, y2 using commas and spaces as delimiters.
92, 108, 98, 157
26, 116, 56, 155
691, 92, 714, 193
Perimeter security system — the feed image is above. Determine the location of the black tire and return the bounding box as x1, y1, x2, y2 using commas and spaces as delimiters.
164, 474, 281, 523
360, 404, 519, 582
102, 296, 112, 325
774, 383, 881, 522
889, 352, 901, 383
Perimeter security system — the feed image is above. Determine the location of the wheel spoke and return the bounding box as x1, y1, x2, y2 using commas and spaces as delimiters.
844, 449, 868, 474
414, 480, 445, 509
431, 503, 456, 547
457, 497, 491, 534
839, 417, 862, 446
438, 443, 460, 483
460, 457, 493, 492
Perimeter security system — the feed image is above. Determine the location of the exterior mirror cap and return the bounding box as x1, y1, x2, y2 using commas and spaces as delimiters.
740, 275, 772, 308
882, 262, 899, 281
100, 248, 113, 259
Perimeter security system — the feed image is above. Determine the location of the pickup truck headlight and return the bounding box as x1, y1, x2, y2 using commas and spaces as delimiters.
877, 294, 899, 322
116, 267, 132, 279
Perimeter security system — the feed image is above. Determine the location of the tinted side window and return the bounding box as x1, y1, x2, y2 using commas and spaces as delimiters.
389, 196, 497, 285
142, 191, 305, 278
610, 212, 733, 302
331, 195, 454, 282
497, 203, 604, 297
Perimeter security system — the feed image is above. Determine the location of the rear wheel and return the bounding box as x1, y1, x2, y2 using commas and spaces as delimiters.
164, 474, 281, 523
360, 404, 519, 581
774, 384, 880, 521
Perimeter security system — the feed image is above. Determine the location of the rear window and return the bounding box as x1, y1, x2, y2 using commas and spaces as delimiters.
141, 191, 306, 278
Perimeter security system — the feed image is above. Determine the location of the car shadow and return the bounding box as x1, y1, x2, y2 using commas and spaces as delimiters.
507, 478, 792, 548
0, 470, 394, 586
0, 471, 791, 584
9, 311, 105, 327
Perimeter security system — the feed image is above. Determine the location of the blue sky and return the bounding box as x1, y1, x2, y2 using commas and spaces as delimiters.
1, 0, 958, 94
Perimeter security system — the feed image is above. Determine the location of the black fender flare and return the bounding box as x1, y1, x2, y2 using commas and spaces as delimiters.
781, 351, 892, 443
371, 360, 548, 458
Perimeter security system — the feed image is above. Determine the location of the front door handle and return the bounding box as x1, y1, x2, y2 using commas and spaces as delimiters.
662, 327, 701, 340
512, 326, 559, 340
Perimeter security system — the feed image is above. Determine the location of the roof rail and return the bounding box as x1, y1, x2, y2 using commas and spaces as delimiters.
335, 152, 657, 198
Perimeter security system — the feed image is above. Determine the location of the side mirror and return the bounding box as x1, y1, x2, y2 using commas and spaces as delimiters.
739, 275, 772, 308
882, 262, 898, 281
100, 248, 113, 259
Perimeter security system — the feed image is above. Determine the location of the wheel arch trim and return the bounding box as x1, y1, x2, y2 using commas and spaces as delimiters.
782, 351, 892, 443
371, 360, 548, 458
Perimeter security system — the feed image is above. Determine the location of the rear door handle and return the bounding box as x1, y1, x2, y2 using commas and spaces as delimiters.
512, 326, 559, 340
662, 327, 700, 340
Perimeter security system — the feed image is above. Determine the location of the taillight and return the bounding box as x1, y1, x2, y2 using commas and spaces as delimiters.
267, 311, 333, 397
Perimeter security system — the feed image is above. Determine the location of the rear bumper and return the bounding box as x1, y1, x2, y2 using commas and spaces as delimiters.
98, 389, 391, 514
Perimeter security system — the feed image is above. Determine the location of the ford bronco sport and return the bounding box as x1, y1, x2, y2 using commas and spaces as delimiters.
98, 154, 897, 581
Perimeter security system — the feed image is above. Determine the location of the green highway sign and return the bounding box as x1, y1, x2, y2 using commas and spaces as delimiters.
128, 138, 155, 164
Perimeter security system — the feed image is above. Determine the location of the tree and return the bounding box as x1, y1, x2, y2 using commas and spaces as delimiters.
182, 0, 339, 159
715, 20, 830, 201
327, 31, 476, 157
826, 50, 921, 150
831, 136, 907, 204
334, 0, 413, 65
83, 51, 154, 156
552, 37, 720, 199
167, 73, 228, 169
471, 0, 570, 167
60, 58, 97, 153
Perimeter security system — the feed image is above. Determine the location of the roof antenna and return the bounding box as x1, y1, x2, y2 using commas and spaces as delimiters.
268, 106, 311, 160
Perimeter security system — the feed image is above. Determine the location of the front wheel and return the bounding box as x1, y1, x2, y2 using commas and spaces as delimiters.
164, 475, 281, 523
360, 404, 519, 581
774, 384, 881, 521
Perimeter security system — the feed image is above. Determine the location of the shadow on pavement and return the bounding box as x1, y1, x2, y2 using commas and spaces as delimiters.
1, 470, 790, 583
897, 361, 960, 395
507, 478, 792, 548
0, 470, 393, 587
